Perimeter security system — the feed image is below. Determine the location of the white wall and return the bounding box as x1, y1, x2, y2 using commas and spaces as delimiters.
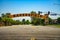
12, 16, 31, 22
49, 15, 60, 19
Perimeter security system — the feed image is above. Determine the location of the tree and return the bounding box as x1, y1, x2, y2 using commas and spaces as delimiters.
6, 13, 11, 15
1, 13, 15, 26
1, 13, 11, 18
31, 17, 41, 25
1, 13, 7, 17
31, 17, 45, 25
31, 17, 37, 25
48, 11, 50, 15
6, 13, 11, 18
48, 17, 52, 24
57, 17, 60, 24
0, 17, 3, 26
0, 17, 2, 22
33, 18, 41, 25
22, 19, 25, 24
1, 17, 13, 26
41, 19, 45, 25
30, 11, 36, 14
0, 13, 24, 26
25, 20, 30, 24
38, 11, 42, 14
15, 20, 21, 25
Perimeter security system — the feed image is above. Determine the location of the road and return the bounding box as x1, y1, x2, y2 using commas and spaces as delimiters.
0, 25, 60, 40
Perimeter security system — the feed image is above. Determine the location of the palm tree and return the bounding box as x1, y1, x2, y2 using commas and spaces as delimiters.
48, 11, 50, 15
38, 11, 42, 14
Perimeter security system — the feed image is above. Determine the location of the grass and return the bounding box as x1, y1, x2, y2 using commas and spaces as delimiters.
47, 24, 60, 28
54, 25, 60, 28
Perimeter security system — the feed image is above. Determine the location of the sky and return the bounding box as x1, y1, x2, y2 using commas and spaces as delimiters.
0, 0, 60, 19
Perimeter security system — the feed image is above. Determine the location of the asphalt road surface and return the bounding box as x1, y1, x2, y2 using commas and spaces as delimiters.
0, 25, 60, 40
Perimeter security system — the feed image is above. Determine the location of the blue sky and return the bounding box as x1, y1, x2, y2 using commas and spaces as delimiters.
0, 0, 60, 14
0, 0, 60, 20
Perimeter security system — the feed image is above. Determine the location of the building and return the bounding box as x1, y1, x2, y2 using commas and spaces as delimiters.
8, 13, 49, 24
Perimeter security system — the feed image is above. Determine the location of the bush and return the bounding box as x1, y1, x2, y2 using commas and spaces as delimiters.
22, 19, 25, 24
57, 17, 60, 24
31, 17, 45, 25
25, 20, 30, 24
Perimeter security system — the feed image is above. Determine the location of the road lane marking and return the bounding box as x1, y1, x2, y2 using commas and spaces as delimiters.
30, 37, 35, 40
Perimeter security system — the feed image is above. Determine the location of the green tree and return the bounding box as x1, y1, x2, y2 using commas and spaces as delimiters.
0, 17, 2, 22
31, 17, 37, 25
57, 17, 60, 24
30, 11, 36, 14
48, 11, 50, 15
40, 19, 45, 25
48, 17, 52, 24
1, 17, 13, 26
0, 13, 23, 26
1, 13, 7, 17
1, 13, 11, 18
6, 13, 11, 15
31, 17, 41, 25
22, 19, 25, 24
15, 20, 21, 25
38, 11, 42, 14
1, 13, 14, 26
31, 17, 45, 25
25, 20, 30, 24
